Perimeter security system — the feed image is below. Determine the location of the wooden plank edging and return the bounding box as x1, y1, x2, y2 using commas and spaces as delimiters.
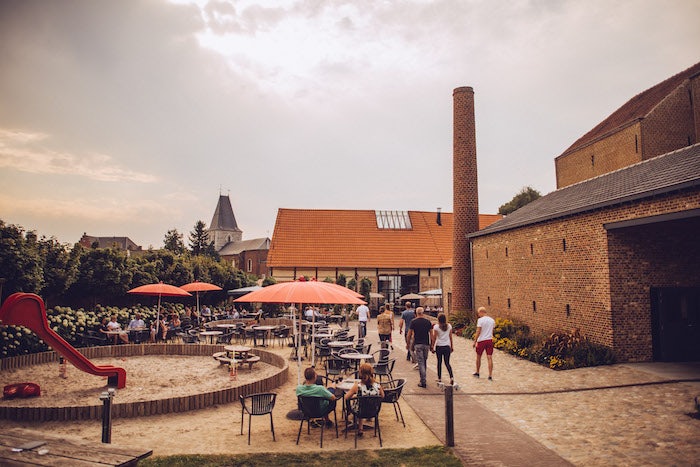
0, 344, 288, 421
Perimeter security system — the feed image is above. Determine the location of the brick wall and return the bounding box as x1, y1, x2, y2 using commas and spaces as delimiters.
555, 124, 642, 189
642, 80, 697, 158
452, 87, 479, 313
471, 188, 700, 362
608, 215, 700, 361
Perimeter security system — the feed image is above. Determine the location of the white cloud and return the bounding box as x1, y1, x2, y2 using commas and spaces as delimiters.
0, 129, 157, 183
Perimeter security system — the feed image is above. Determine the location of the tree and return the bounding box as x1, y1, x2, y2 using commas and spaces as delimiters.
163, 229, 185, 254
39, 236, 79, 306
498, 186, 542, 215
359, 277, 372, 303
68, 247, 133, 307
188, 220, 217, 258
0, 221, 44, 298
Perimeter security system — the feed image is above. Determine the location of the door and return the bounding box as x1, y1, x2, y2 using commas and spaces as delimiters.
650, 287, 700, 361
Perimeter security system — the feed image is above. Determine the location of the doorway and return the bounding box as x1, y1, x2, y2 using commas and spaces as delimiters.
650, 287, 700, 361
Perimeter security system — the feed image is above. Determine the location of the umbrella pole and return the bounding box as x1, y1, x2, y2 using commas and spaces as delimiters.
297, 303, 302, 385
156, 294, 162, 336
311, 308, 316, 368
286, 302, 305, 421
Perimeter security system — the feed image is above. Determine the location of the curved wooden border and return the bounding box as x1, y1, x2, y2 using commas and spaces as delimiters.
0, 343, 288, 421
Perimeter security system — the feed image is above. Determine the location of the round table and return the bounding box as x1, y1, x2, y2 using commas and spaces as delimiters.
340, 353, 373, 372
224, 344, 251, 357
199, 330, 222, 344
328, 341, 354, 349
103, 330, 128, 344
216, 323, 239, 329
334, 378, 360, 392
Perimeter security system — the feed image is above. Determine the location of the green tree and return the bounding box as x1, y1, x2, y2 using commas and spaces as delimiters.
498, 186, 542, 215
0, 221, 44, 297
69, 248, 133, 307
188, 220, 217, 258
336, 274, 347, 287
163, 229, 185, 254
39, 236, 79, 305
359, 277, 372, 303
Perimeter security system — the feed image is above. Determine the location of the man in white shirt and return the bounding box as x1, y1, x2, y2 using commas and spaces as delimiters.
472, 306, 495, 380
356, 303, 369, 338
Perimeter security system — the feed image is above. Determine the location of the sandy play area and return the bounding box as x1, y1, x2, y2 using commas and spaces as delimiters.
0, 345, 440, 455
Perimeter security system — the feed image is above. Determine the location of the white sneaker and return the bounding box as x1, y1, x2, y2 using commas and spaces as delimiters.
412, 364, 419, 370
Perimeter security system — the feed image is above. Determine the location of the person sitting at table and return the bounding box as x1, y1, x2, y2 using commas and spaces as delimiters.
343, 363, 384, 436
107, 314, 129, 344
232, 308, 240, 319
98, 317, 109, 336
150, 316, 168, 342
168, 313, 181, 330
128, 313, 145, 330
296, 367, 336, 427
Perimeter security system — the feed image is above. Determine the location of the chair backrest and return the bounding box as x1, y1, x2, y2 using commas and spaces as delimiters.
373, 348, 390, 363
240, 393, 277, 415
356, 395, 383, 418
381, 378, 405, 402
326, 357, 346, 372
298, 395, 335, 418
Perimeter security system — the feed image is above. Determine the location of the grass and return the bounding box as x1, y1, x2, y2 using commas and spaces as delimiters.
140, 446, 462, 466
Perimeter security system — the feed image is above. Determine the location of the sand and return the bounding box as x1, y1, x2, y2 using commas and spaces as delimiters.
0, 345, 440, 455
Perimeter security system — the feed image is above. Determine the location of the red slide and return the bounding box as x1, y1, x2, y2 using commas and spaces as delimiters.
0, 293, 126, 389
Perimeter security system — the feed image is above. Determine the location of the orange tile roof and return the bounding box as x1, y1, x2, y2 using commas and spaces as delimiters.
267, 209, 501, 269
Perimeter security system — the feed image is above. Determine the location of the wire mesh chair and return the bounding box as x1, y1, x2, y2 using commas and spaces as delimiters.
380, 378, 406, 427
296, 396, 339, 448
345, 395, 383, 448
239, 392, 277, 445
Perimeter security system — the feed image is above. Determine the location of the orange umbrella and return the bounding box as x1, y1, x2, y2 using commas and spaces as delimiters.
128, 282, 191, 333
232, 280, 365, 305
180, 281, 223, 315
234, 280, 365, 385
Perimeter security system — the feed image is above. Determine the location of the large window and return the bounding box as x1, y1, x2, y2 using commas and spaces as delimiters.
375, 210, 412, 229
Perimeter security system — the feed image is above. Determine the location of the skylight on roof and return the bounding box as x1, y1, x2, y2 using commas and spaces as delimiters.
375, 210, 412, 230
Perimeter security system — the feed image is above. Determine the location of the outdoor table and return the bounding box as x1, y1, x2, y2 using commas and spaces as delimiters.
334, 378, 360, 392
0, 427, 152, 466
340, 353, 373, 373
216, 323, 239, 329
103, 330, 128, 344
199, 330, 222, 344
251, 325, 276, 347
328, 340, 354, 349
314, 333, 334, 339
224, 344, 251, 359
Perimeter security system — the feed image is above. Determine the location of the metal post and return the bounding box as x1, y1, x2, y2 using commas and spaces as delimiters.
445, 384, 455, 446
100, 388, 115, 443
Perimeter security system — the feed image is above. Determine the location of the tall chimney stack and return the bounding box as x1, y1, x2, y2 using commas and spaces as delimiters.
452, 86, 479, 314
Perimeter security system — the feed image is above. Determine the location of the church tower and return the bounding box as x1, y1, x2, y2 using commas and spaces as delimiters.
208, 194, 242, 251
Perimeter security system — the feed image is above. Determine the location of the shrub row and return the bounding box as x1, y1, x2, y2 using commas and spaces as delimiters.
448, 312, 616, 369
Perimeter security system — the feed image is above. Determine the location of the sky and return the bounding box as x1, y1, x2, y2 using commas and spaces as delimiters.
1, 0, 699, 249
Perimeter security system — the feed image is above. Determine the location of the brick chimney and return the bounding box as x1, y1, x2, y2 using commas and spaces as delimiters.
452, 86, 479, 314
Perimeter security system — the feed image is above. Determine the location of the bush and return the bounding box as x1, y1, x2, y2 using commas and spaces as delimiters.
531, 328, 616, 370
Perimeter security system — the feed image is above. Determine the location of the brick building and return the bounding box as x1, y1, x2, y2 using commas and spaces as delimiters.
266, 209, 500, 310
465, 62, 700, 362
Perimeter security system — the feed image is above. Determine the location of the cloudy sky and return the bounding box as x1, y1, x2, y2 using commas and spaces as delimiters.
1, 0, 698, 249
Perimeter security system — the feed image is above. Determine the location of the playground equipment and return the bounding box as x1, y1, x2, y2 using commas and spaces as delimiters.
0, 293, 126, 389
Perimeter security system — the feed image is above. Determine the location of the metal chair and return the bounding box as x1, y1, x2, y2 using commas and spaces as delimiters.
345, 395, 383, 448
380, 378, 406, 427
239, 392, 277, 445
296, 396, 339, 448
324, 356, 347, 382
372, 359, 395, 384
216, 330, 235, 344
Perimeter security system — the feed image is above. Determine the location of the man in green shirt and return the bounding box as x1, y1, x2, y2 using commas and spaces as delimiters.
296, 367, 336, 427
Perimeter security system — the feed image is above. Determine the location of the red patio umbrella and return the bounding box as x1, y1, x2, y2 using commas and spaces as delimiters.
127, 282, 191, 333
180, 281, 223, 316
234, 279, 366, 386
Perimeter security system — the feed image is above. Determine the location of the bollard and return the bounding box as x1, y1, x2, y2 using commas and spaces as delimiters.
99, 388, 116, 443
445, 384, 455, 447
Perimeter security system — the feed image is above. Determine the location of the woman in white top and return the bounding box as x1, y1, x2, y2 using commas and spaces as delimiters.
430, 313, 454, 385
344, 363, 385, 436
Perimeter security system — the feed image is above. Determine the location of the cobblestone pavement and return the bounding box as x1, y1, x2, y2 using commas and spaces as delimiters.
360, 319, 700, 466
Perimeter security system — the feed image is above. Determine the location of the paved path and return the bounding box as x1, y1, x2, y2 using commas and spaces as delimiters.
357, 317, 700, 466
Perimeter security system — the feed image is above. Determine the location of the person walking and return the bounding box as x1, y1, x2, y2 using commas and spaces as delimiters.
355, 303, 370, 338
398, 302, 416, 362
376, 305, 394, 344
431, 313, 454, 385
473, 306, 495, 380
407, 307, 433, 388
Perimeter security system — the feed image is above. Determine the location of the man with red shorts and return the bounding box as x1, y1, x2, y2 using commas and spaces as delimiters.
472, 306, 495, 381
